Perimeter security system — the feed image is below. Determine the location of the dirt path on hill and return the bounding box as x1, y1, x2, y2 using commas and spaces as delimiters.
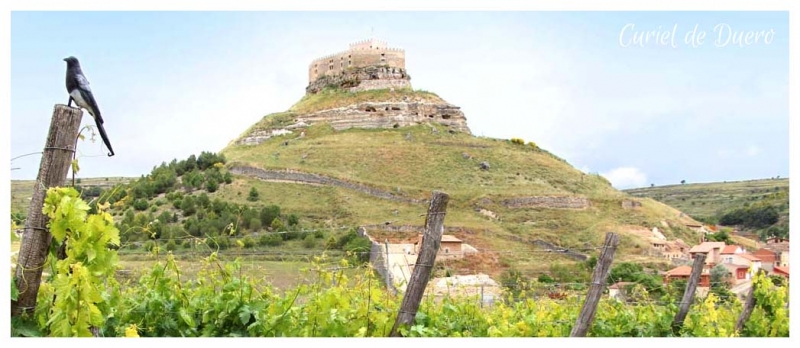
229, 164, 424, 204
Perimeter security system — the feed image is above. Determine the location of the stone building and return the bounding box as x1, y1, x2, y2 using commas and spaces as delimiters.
306, 38, 410, 94
414, 234, 464, 259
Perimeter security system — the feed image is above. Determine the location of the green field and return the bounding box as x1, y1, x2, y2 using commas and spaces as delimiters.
624, 178, 788, 220
11, 176, 134, 216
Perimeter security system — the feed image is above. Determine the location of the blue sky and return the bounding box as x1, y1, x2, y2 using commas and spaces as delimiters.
9, 11, 789, 189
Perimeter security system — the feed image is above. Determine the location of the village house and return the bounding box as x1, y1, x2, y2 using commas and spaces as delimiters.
726, 253, 761, 278
649, 238, 666, 251
689, 242, 726, 266
720, 263, 750, 285
766, 237, 789, 244
664, 265, 711, 297
719, 245, 746, 263
608, 282, 635, 301
415, 234, 463, 259
754, 242, 789, 272
772, 266, 789, 280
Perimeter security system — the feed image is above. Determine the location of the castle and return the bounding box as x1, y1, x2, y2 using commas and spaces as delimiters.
306, 39, 412, 94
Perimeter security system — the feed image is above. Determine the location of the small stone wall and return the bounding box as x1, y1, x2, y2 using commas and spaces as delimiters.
229, 165, 423, 204
501, 196, 591, 209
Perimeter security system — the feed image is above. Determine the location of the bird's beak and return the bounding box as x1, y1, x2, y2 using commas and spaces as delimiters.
63, 58, 68, 62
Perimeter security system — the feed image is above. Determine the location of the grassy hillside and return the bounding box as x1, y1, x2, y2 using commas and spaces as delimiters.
624, 178, 789, 239
218, 90, 706, 278
11, 177, 134, 217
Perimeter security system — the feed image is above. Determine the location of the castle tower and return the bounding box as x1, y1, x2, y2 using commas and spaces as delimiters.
306, 38, 410, 94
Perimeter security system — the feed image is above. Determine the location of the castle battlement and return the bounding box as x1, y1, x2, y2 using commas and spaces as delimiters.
307, 38, 406, 84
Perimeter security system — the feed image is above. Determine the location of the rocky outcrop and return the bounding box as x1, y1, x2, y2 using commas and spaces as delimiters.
501, 196, 591, 210
296, 101, 470, 134
621, 199, 642, 209
306, 66, 411, 94
229, 164, 423, 204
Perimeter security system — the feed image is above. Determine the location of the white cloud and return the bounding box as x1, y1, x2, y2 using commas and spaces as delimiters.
601, 167, 648, 190
746, 145, 761, 157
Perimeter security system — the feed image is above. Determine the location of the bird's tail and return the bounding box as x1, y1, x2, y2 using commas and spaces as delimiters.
95, 121, 115, 157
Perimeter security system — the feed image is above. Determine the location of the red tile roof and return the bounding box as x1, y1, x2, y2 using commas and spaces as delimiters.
738, 254, 761, 262
666, 266, 693, 277
721, 245, 740, 254
773, 266, 789, 276
689, 242, 725, 254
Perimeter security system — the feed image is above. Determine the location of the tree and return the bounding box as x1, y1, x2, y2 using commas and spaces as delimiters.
205, 178, 219, 193
651, 183, 654, 187
681, 180, 686, 185
710, 264, 734, 303
302, 234, 316, 249
247, 187, 259, 202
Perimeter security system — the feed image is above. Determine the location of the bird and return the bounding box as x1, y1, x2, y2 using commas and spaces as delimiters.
64, 56, 114, 157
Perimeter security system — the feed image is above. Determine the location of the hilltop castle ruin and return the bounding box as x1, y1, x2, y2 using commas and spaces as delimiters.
306, 39, 412, 94
234, 38, 471, 146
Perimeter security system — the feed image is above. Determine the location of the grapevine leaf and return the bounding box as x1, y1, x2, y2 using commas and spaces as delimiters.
239, 306, 252, 325
11, 277, 19, 301
71, 159, 80, 175
179, 307, 195, 327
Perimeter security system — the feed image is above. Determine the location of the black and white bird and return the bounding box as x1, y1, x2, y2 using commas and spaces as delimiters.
64, 56, 114, 157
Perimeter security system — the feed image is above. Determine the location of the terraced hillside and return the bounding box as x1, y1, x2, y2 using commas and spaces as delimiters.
624, 178, 789, 241
219, 88, 704, 278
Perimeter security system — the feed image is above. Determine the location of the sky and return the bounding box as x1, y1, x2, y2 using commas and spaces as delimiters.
9, 11, 789, 189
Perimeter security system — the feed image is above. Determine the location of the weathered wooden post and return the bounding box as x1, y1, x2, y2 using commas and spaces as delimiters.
570, 232, 620, 337
389, 191, 449, 337
12, 104, 83, 316
671, 252, 707, 335
734, 269, 767, 334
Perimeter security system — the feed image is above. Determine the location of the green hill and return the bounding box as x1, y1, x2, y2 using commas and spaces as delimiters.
624, 178, 789, 240
215, 87, 705, 278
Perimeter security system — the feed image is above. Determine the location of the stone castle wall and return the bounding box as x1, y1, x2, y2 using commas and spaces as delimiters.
308, 39, 406, 83
306, 65, 411, 94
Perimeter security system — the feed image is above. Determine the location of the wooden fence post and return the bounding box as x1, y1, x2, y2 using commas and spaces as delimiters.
389, 191, 449, 337
570, 232, 620, 337
734, 269, 767, 334
671, 252, 707, 335
12, 104, 83, 316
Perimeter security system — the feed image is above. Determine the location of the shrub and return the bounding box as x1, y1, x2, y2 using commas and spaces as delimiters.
510, 138, 524, 145
302, 235, 316, 249
250, 218, 262, 232
242, 236, 256, 249
247, 187, 260, 202
165, 239, 177, 251
206, 178, 219, 193
259, 233, 283, 247
133, 199, 149, 211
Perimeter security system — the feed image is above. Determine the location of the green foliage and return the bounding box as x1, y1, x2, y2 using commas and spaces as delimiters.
132, 198, 149, 211
718, 204, 779, 230
29, 187, 121, 337
241, 236, 256, 249
165, 239, 178, 251
249, 218, 262, 232
270, 217, 285, 233
705, 229, 733, 244
500, 268, 531, 300
247, 187, 260, 202
302, 234, 317, 249
536, 274, 555, 283
259, 233, 283, 247
287, 213, 300, 227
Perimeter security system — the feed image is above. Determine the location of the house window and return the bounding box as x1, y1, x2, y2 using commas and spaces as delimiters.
445, 248, 449, 254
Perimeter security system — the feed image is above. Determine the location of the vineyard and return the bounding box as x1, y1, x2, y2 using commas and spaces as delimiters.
10, 188, 790, 337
